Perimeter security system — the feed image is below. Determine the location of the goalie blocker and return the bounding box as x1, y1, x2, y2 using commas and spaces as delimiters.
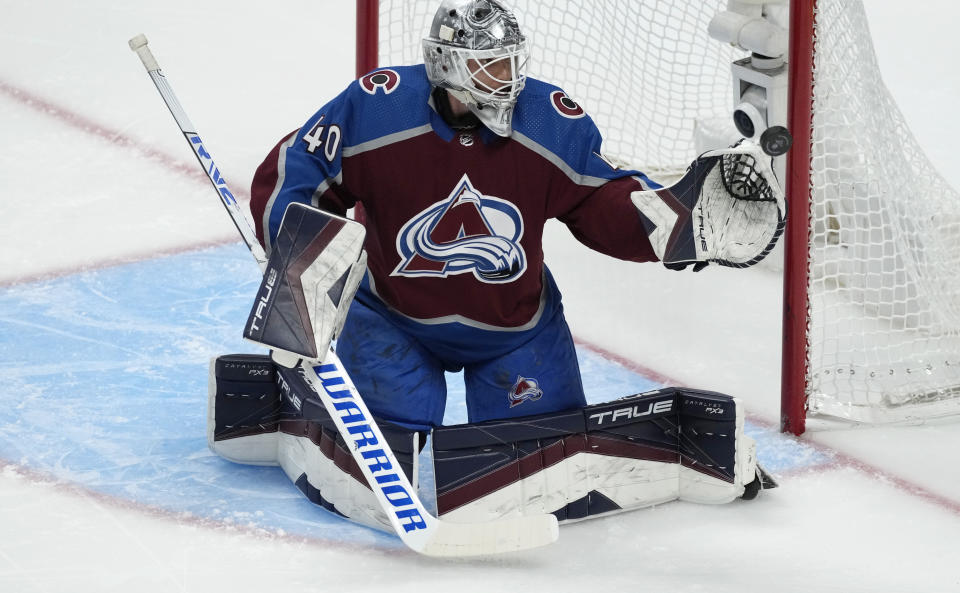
209, 353, 774, 533
244, 202, 367, 368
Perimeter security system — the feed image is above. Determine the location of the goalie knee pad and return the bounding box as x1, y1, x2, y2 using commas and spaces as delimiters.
208, 354, 282, 465
431, 388, 765, 524
675, 391, 758, 504
209, 353, 421, 532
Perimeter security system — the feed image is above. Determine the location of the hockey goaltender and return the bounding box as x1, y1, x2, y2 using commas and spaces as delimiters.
206, 0, 780, 548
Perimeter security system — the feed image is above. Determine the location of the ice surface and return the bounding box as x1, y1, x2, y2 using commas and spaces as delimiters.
1, 1, 959, 591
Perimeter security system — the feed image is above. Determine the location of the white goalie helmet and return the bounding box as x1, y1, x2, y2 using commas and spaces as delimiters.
422, 0, 529, 136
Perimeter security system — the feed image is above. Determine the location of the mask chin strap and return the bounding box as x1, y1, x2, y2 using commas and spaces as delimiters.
432, 87, 481, 130
447, 87, 478, 107
470, 101, 514, 137
446, 88, 514, 137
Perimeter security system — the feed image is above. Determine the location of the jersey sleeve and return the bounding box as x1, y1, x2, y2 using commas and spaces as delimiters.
556, 175, 659, 263
522, 86, 661, 264
249, 85, 358, 254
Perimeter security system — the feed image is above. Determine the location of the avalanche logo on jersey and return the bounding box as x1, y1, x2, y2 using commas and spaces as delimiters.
359, 69, 400, 95
392, 174, 526, 283
508, 376, 543, 408
550, 90, 585, 119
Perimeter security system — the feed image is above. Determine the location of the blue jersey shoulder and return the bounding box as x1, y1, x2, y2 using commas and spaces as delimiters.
513, 77, 635, 181
320, 64, 435, 148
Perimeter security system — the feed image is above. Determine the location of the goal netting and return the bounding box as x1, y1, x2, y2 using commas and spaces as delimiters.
803, 0, 960, 423
376, 0, 743, 180
372, 0, 960, 426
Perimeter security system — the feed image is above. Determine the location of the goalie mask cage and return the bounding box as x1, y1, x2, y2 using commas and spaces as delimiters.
356, 0, 960, 435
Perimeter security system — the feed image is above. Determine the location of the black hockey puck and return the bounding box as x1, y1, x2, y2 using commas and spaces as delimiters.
760, 125, 793, 156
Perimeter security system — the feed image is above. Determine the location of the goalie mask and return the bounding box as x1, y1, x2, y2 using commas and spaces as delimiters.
423, 0, 529, 137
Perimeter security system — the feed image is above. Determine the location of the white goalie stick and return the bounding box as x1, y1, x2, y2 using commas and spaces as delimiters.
128, 34, 559, 557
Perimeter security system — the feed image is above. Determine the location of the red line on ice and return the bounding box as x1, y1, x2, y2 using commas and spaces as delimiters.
577, 337, 960, 517
0, 237, 241, 289
4, 81, 960, 522
0, 460, 401, 554
0, 79, 223, 189
0, 79, 249, 287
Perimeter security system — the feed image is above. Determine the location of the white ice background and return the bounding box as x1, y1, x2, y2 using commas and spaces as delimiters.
1, 1, 959, 591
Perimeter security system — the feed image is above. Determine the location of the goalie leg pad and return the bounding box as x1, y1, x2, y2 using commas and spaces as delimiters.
274, 362, 422, 532
208, 353, 420, 532
207, 354, 282, 465
676, 390, 758, 504
432, 388, 763, 524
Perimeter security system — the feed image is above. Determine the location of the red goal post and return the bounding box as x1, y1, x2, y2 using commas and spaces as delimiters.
356, 0, 379, 79
782, 0, 815, 435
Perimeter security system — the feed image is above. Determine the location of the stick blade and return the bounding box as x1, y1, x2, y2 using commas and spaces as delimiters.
413, 513, 559, 558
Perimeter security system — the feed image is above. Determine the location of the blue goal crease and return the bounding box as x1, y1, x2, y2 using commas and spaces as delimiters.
0, 243, 824, 545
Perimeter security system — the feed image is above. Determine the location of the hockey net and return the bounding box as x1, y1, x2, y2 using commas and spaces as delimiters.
798, 0, 960, 425
365, 0, 960, 430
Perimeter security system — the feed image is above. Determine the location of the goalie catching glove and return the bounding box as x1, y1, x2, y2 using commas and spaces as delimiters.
243, 203, 367, 367
632, 141, 786, 271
